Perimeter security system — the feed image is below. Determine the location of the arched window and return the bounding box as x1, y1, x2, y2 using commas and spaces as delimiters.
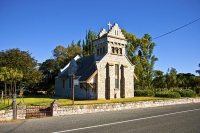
115, 64, 119, 88
100, 48, 102, 55
103, 47, 105, 54
112, 47, 114, 53
119, 48, 122, 54
115, 47, 118, 54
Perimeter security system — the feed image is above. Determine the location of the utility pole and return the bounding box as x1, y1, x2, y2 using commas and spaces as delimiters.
13, 89, 17, 120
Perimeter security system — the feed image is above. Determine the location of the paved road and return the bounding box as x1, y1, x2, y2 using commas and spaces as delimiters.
1, 103, 200, 133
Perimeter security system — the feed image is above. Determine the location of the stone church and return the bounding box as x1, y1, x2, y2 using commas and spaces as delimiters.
55, 22, 135, 100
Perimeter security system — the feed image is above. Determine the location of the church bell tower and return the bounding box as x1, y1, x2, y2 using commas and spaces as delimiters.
93, 22, 127, 61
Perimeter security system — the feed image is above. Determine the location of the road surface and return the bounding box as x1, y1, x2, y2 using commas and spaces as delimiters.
1, 103, 200, 133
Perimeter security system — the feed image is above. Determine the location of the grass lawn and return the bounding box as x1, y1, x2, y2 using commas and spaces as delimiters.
0, 95, 172, 110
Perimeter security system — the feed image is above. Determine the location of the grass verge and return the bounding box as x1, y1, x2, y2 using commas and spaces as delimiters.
0, 95, 172, 110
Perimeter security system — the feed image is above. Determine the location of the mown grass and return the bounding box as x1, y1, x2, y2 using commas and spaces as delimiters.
0, 95, 172, 110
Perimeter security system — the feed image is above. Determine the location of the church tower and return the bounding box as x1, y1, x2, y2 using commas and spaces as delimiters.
93, 22, 127, 61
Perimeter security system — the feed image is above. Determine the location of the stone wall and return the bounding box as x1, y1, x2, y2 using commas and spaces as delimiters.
0, 101, 26, 121
0, 109, 13, 121
55, 78, 68, 97
52, 98, 200, 116
1, 98, 200, 121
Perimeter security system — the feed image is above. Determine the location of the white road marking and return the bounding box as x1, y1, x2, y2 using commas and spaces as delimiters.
52, 108, 200, 133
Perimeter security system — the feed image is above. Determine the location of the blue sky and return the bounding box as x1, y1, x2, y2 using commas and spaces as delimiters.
0, 0, 200, 75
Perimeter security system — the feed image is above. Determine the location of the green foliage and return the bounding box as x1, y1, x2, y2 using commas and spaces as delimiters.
196, 63, 200, 76
0, 48, 42, 89
155, 91, 181, 98
177, 73, 198, 89
165, 67, 178, 89
134, 89, 155, 97
122, 30, 158, 89
176, 89, 196, 97
52, 43, 82, 69
82, 30, 96, 56
195, 87, 200, 95
152, 70, 166, 89
38, 59, 57, 94
52, 45, 68, 68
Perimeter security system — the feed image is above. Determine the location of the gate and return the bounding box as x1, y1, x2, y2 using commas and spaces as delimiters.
26, 105, 52, 119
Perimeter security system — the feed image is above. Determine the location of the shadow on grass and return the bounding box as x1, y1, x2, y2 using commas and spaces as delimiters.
18, 94, 69, 100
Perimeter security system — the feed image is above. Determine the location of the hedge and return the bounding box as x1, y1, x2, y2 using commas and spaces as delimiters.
134, 89, 155, 97
195, 87, 200, 95
155, 91, 181, 98
176, 89, 196, 97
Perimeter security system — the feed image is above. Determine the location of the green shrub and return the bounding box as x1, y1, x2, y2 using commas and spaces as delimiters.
177, 89, 196, 97
155, 91, 181, 98
195, 87, 200, 95
134, 89, 155, 97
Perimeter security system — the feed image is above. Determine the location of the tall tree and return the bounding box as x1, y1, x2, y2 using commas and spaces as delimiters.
0, 48, 42, 90
177, 73, 198, 89
0, 67, 10, 101
39, 59, 58, 93
83, 30, 96, 56
165, 67, 177, 89
7, 68, 23, 95
122, 30, 158, 89
152, 70, 166, 89
77, 40, 81, 47
196, 63, 200, 76
66, 42, 82, 61
52, 45, 68, 69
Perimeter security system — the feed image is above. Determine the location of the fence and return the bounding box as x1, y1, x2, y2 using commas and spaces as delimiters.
26, 105, 52, 119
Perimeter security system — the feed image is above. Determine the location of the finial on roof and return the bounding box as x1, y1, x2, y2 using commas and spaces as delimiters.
107, 21, 112, 30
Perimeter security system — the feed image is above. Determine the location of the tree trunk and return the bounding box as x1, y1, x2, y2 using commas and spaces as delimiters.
4, 82, 6, 105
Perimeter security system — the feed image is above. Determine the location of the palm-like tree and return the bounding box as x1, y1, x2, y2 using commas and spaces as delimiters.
196, 63, 200, 76
0, 67, 10, 103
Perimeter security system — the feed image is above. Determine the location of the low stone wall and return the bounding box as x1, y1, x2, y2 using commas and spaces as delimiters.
0, 102, 26, 121
52, 98, 200, 116
1, 98, 200, 121
0, 109, 13, 121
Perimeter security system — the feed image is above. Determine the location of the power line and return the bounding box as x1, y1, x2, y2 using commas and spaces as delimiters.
153, 18, 200, 40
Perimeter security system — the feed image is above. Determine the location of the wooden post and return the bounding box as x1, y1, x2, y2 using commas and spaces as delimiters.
1, 91, 3, 103
71, 75, 74, 105
13, 93, 17, 120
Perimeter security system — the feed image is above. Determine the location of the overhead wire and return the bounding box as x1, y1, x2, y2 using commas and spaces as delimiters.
153, 18, 200, 40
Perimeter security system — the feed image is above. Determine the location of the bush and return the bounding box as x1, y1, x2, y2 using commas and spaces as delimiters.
155, 91, 181, 98
134, 89, 155, 97
195, 87, 200, 95
176, 89, 196, 97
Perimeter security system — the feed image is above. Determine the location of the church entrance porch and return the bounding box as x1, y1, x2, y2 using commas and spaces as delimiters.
80, 83, 97, 100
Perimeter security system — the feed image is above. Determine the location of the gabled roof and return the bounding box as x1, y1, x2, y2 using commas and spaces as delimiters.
60, 55, 80, 73
58, 68, 69, 78
57, 54, 97, 82
79, 63, 97, 82
107, 23, 126, 39
75, 55, 96, 79
96, 23, 126, 40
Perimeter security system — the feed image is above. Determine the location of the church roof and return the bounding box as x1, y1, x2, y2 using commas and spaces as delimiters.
58, 68, 69, 78
57, 54, 97, 82
75, 55, 96, 80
